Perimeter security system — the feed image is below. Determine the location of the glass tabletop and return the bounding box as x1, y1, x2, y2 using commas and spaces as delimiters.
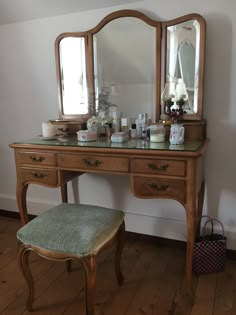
14, 136, 203, 152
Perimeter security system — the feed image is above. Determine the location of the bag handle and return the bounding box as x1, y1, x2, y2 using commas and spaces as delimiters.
203, 218, 225, 237
198, 215, 212, 231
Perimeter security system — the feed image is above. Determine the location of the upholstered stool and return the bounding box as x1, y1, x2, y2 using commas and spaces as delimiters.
16, 203, 125, 315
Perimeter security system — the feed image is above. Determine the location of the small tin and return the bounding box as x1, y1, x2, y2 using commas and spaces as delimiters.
77, 130, 97, 142
111, 132, 129, 143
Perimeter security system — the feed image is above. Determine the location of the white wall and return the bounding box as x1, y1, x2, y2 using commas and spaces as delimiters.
1, 1, 236, 248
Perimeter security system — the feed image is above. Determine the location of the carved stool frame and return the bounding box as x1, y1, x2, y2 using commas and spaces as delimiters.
17, 221, 125, 315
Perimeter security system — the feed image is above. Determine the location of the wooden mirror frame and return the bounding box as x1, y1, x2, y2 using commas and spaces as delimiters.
161, 13, 206, 120
55, 9, 161, 122
55, 10, 206, 123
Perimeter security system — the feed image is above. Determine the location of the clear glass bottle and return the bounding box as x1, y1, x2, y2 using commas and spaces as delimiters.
141, 123, 147, 140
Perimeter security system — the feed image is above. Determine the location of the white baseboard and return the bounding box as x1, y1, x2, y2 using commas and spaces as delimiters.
0, 194, 57, 215
0, 194, 187, 241
1, 194, 235, 250
125, 212, 187, 241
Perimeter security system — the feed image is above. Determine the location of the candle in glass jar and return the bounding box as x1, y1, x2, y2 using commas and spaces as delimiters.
150, 134, 165, 143
149, 124, 165, 143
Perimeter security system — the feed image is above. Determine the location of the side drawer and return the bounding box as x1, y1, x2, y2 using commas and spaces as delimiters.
131, 158, 186, 177
131, 176, 185, 203
58, 154, 129, 173
17, 151, 57, 166
20, 167, 58, 186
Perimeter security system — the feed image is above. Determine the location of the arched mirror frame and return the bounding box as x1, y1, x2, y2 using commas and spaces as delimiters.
55, 10, 206, 123
55, 9, 161, 122
55, 32, 93, 121
161, 13, 206, 120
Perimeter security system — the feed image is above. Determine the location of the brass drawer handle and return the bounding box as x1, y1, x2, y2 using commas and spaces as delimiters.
148, 183, 169, 191
57, 127, 69, 133
83, 159, 102, 167
31, 172, 48, 179
148, 163, 169, 171
30, 156, 45, 162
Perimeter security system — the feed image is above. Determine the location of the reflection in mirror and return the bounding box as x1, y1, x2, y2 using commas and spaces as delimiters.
59, 37, 88, 115
166, 20, 200, 114
93, 17, 156, 121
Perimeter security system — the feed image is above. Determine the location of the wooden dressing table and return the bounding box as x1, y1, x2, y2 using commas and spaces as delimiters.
10, 136, 207, 289
10, 8, 208, 293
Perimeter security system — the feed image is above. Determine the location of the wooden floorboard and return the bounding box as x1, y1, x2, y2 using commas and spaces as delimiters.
1, 216, 236, 315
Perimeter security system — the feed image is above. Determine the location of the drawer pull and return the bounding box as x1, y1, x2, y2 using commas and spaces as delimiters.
148, 163, 169, 171
57, 127, 69, 132
31, 172, 48, 178
30, 156, 45, 162
83, 159, 102, 167
148, 183, 169, 191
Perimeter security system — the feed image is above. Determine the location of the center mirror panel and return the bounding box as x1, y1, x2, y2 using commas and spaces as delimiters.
93, 17, 157, 121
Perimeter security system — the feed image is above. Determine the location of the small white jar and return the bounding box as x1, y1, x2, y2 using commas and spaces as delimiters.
42, 122, 55, 138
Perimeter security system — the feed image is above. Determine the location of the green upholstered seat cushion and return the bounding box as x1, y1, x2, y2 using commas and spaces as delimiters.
17, 203, 124, 256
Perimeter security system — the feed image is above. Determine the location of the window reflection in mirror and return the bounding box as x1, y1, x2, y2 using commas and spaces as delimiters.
59, 37, 88, 115
166, 20, 200, 114
93, 17, 156, 120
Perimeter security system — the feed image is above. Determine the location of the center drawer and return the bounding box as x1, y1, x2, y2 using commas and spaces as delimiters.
131, 158, 186, 177
58, 154, 129, 173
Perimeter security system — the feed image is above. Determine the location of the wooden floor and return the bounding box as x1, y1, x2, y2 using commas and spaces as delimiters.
0, 216, 235, 315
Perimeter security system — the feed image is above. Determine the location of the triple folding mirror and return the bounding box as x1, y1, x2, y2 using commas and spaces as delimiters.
55, 10, 206, 122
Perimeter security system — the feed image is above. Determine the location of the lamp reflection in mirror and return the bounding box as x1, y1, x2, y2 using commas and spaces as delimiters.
161, 78, 176, 117
176, 78, 188, 104
161, 78, 188, 120
166, 19, 200, 115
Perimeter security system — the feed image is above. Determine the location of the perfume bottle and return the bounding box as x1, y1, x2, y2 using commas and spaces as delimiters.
130, 123, 137, 139
141, 123, 147, 140
112, 111, 121, 133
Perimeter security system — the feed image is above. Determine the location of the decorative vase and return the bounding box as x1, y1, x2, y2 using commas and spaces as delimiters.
169, 123, 185, 145
87, 116, 102, 131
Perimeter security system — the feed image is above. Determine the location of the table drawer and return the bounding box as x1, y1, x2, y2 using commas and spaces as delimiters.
17, 152, 57, 166
131, 158, 186, 176
132, 176, 185, 203
20, 167, 58, 186
58, 154, 129, 173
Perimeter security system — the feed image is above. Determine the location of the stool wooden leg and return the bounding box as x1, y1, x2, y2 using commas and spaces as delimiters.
60, 183, 68, 203
115, 221, 125, 285
81, 256, 97, 315
17, 245, 34, 311
65, 260, 72, 272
